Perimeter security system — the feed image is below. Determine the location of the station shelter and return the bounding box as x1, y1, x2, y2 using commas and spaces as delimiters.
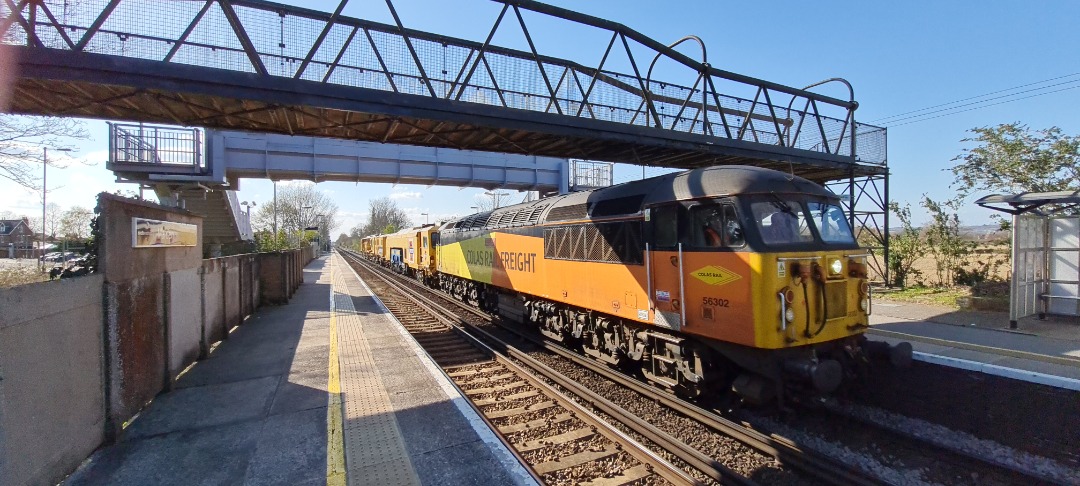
976, 191, 1080, 327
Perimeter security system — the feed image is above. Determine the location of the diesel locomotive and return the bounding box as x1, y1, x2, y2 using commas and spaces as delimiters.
360, 165, 910, 404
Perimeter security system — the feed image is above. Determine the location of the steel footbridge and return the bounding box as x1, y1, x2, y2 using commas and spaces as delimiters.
2, 0, 890, 272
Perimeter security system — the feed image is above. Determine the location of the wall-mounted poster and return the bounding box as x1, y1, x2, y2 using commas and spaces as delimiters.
132, 218, 198, 248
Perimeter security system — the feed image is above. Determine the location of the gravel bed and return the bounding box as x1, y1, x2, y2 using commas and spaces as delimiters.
818, 399, 1080, 485
853, 361, 1080, 469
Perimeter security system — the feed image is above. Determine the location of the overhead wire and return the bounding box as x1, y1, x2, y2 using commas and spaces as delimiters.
887, 83, 1080, 128
870, 72, 1080, 128
869, 72, 1080, 124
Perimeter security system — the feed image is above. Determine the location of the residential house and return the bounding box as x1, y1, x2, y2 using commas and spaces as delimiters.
0, 218, 35, 258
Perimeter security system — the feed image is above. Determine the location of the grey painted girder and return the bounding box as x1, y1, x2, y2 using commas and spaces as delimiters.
207, 130, 568, 193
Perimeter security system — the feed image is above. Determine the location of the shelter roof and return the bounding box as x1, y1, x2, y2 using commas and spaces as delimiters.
975, 190, 1080, 215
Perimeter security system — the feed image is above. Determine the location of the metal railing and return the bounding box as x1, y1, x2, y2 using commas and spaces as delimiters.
4, 0, 886, 165
570, 159, 613, 190
109, 123, 203, 167
225, 190, 254, 241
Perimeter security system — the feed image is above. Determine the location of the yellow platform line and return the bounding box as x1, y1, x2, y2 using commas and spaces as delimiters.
327, 258, 346, 486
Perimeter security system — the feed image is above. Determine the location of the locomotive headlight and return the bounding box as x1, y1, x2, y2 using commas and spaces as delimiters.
829, 258, 843, 276
785, 308, 796, 322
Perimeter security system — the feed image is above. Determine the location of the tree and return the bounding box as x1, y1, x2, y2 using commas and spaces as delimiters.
43, 202, 64, 240
921, 196, 973, 287
250, 183, 339, 246
887, 202, 927, 288
0, 115, 89, 189
950, 123, 1080, 198
59, 206, 94, 240
354, 197, 411, 237
473, 191, 512, 211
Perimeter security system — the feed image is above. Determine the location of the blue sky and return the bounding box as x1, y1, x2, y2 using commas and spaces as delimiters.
3, 0, 1079, 235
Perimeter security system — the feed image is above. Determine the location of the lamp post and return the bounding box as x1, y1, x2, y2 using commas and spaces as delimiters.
41, 147, 72, 270
240, 201, 256, 238
298, 205, 312, 247
315, 213, 325, 252
484, 190, 508, 210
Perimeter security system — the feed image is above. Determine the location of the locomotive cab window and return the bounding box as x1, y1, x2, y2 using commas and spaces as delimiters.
689, 203, 744, 249
807, 201, 855, 244
751, 198, 814, 246
651, 204, 679, 248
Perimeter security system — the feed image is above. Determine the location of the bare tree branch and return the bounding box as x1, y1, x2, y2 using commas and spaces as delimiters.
0, 115, 89, 189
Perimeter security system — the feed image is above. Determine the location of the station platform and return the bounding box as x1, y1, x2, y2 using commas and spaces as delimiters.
65, 254, 535, 486
869, 299, 1080, 390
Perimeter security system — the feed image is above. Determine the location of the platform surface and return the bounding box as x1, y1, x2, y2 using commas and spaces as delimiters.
64, 254, 535, 485
869, 299, 1080, 385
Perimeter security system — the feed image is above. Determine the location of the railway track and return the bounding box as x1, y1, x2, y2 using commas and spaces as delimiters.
339, 251, 707, 485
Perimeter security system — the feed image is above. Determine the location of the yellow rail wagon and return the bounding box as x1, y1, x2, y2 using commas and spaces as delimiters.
382, 225, 439, 285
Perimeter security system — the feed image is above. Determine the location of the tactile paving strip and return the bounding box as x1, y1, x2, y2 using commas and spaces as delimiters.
332, 260, 421, 486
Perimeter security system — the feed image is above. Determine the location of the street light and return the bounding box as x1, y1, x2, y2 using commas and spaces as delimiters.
484, 190, 509, 210
298, 205, 312, 247
240, 200, 256, 216
42, 147, 72, 270
315, 213, 325, 252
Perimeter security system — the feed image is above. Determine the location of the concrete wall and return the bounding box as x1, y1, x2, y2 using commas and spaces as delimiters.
1, 194, 317, 485
167, 268, 202, 381
98, 195, 203, 437
0, 274, 106, 486
201, 258, 227, 351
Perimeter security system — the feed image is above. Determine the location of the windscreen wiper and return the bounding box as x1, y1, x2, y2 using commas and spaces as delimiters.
769, 193, 795, 214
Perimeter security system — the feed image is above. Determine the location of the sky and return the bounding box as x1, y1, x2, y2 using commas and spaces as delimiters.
3, 0, 1079, 235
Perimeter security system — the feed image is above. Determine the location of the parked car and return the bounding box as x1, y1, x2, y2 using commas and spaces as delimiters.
40, 251, 63, 262
40, 251, 79, 263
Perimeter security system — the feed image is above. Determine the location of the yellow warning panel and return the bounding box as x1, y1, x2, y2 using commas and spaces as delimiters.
689, 265, 742, 286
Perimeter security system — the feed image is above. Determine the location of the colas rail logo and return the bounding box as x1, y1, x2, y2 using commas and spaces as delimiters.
690, 265, 742, 286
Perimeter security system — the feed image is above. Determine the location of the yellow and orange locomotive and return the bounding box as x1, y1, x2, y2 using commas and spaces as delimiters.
361, 166, 909, 402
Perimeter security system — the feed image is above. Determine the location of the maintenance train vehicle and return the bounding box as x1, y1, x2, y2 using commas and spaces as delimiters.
358, 165, 910, 404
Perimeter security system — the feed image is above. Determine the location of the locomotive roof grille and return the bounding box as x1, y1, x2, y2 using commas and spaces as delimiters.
443, 166, 835, 230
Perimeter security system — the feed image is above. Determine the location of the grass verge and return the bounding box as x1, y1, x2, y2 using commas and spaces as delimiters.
0, 265, 49, 288
875, 285, 971, 308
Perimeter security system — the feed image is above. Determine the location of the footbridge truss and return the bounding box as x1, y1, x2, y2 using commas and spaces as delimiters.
2, 0, 891, 278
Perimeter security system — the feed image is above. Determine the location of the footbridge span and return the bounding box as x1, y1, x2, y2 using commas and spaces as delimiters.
3, 0, 890, 271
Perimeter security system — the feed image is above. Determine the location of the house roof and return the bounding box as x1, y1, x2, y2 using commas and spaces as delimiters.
0, 219, 29, 236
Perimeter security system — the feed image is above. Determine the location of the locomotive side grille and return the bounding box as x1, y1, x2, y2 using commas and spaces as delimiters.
825, 281, 847, 320
543, 222, 642, 265
547, 203, 588, 222
586, 226, 607, 261
570, 226, 586, 260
